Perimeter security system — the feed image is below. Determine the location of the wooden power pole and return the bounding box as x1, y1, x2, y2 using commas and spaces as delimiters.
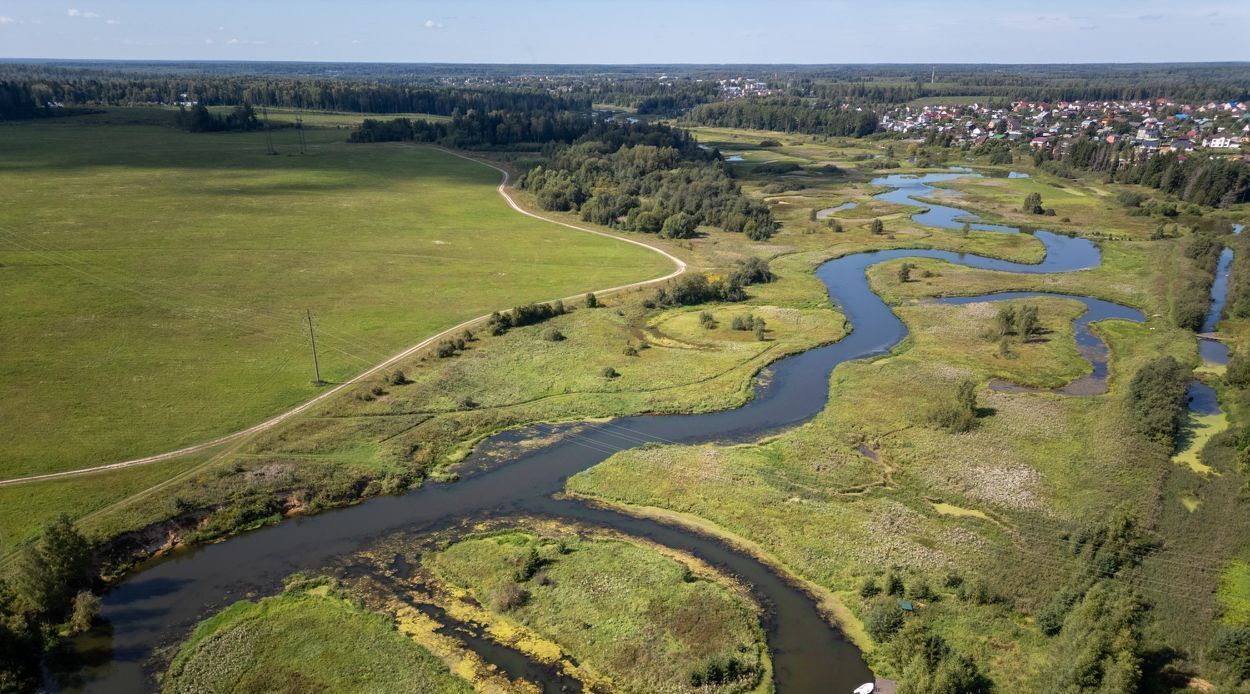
306, 309, 324, 385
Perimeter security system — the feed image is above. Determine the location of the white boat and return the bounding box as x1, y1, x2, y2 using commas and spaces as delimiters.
853, 684, 875, 694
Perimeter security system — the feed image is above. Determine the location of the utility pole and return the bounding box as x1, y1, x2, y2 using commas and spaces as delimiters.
262, 105, 277, 155
306, 309, 324, 386
295, 115, 307, 154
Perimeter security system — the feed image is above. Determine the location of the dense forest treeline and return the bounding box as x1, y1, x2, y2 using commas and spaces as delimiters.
350, 109, 595, 147
685, 98, 879, 137
6, 62, 1245, 122
0, 72, 586, 119
1044, 139, 1250, 208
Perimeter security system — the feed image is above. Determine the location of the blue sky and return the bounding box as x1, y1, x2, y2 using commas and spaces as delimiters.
0, 0, 1247, 64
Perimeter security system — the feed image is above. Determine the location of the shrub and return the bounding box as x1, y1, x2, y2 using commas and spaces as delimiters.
729, 256, 774, 286
486, 311, 512, 336
601, 366, 619, 378
660, 211, 699, 239
585, 292, 599, 308
865, 601, 906, 643
758, 139, 781, 147
870, 218, 885, 234
488, 582, 529, 611
1228, 350, 1250, 387
898, 262, 913, 283
1209, 627, 1250, 682
859, 577, 882, 598
1022, 191, 1045, 215
384, 370, 408, 386
66, 591, 100, 636
434, 341, 457, 358
754, 323, 766, 341
698, 311, 716, 329
754, 161, 801, 175
929, 379, 978, 433
689, 656, 756, 688
541, 328, 565, 342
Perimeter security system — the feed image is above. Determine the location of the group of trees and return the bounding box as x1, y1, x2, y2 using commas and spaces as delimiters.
518, 123, 778, 240
1174, 232, 1226, 331
1021, 192, 1054, 216
350, 108, 595, 148
0, 81, 52, 120
1050, 138, 1250, 208
1126, 356, 1192, 450
1, 516, 99, 690
485, 300, 567, 336
1224, 230, 1250, 322
645, 260, 772, 310
685, 98, 878, 137
1032, 509, 1151, 693
175, 103, 262, 133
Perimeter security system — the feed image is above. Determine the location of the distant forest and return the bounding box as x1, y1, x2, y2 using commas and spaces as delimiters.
685, 98, 879, 137
3, 61, 1247, 120
0, 68, 587, 119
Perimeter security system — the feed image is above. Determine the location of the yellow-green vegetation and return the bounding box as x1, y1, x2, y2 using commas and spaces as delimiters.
1219, 561, 1250, 626
1173, 409, 1228, 477
162, 579, 471, 694
931, 502, 991, 520
0, 109, 670, 477
425, 530, 769, 693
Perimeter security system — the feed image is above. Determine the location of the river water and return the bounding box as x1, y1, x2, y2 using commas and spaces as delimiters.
58, 171, 1124, 693
1198, 223, 1245, 365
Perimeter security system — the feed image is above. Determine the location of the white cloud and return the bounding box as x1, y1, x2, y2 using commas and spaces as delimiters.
66, 8, 80, 16
424, 19, 444, 29
216, 25, 224, 31
350, 38, 361, 44
67, 8, 101, 19
83, 11, 99, 18
204, 38, 213, 44
0, 16, 15, 24
106, 18, 119, 25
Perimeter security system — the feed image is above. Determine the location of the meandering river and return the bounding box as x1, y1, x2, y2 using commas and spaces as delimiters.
60, 171, 1140, 693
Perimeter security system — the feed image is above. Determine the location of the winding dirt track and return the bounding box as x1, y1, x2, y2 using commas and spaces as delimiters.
0, 147, 686, 488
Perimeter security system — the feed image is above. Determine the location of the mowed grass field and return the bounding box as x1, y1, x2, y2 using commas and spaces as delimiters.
0, 110, 672, 477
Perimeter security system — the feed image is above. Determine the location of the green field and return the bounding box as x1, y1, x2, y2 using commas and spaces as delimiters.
0, 111, 671, 477
163, 580, 471, 693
